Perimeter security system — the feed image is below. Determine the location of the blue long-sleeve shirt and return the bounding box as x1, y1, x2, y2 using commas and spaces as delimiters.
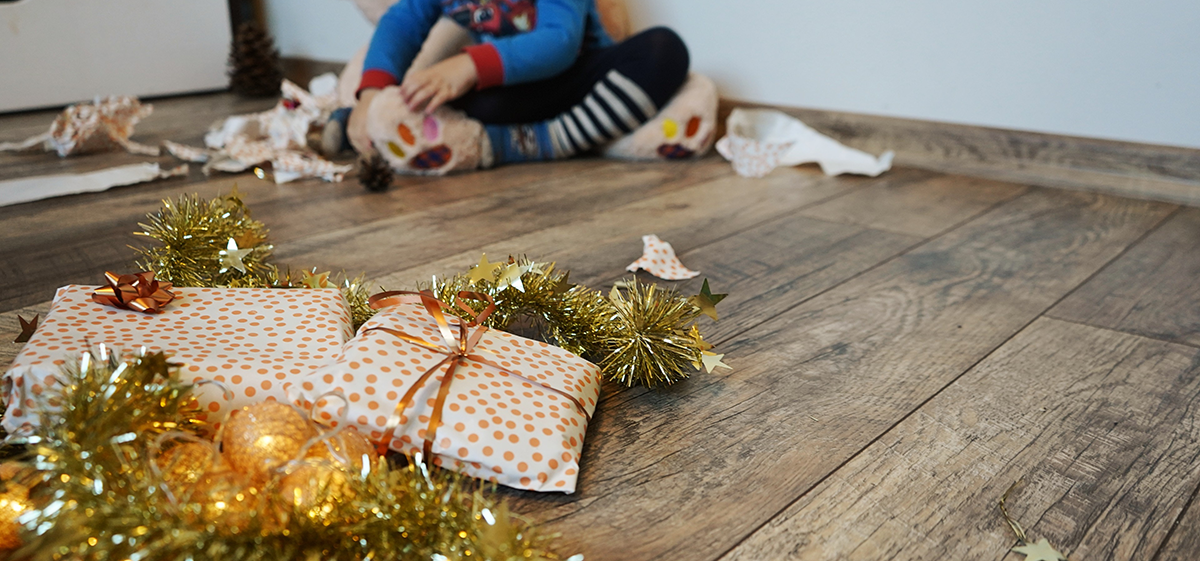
360, 0, 614, 92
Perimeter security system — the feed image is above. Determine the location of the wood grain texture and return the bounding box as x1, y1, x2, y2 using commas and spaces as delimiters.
1049, 207, 1200, 347
0, 159, 725, 312
798, 173, 1026, 237
721, 100, 1200, 207
501, 189, 1173, 560
721, 317, 1200, 561
1155, 484, 1200, 561
5, 92, 1200, 559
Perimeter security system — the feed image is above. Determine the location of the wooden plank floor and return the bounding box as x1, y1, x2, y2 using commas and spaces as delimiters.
3, 93, 1199, 560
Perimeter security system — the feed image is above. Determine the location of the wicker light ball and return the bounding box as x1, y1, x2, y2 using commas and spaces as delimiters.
279, 463, 352, 513
0, 485, 30, 552
306, 429, 379, 471
221, 401, 318, 482
189, 465, 258, 533
156, 442, 216, 491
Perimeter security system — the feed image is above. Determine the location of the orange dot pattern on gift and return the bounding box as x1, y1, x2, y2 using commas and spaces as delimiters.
290, 295, 602, 494
2, 285, 354, 435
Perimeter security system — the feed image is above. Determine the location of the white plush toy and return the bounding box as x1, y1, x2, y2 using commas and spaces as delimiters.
341, 0, 718, 174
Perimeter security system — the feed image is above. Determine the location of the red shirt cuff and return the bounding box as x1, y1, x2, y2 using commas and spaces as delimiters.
464, 44, 505, 89
357, 69, 398, 97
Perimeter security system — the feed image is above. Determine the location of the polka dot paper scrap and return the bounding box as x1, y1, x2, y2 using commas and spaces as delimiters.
715, 134, 794, 178
289, 302, 602, 494
2, 285, 353, 436
625, 234, 700, 280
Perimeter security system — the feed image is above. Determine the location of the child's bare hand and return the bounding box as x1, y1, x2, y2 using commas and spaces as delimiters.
348, 88, 379, 155
400, 53, 478, 113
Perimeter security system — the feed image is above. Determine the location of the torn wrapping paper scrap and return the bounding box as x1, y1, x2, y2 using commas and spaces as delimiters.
0, 96, 159, 157
162, 140, 209, 163
164, 79, 350, 183
626, 234, 700, 280
0, 163, 187, 208
204, 79, 336, 151
716, 108, 893, 178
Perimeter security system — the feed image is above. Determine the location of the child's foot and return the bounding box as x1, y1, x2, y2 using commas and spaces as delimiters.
603, 73, 718, 161
366, 87, 490, 175
321, 107, 353, 157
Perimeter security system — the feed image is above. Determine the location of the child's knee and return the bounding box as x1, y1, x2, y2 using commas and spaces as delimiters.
634, 27, 690, 97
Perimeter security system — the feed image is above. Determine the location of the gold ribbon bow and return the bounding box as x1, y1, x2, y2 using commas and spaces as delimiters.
365, 290, 591, 460
91, 271, 176, 314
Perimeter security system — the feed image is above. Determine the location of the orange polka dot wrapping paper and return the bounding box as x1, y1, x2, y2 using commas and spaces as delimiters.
288, 301, 602, 493
2, 285, 354, 436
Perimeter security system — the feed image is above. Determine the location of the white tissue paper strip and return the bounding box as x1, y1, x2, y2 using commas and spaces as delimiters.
716, 108, 893, 178
0, 163, 187, 208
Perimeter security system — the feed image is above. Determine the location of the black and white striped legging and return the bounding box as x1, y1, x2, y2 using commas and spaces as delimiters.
451, 26, 690, 155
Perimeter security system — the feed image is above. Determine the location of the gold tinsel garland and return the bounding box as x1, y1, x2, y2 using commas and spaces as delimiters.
428, 258, 719, 387
134, 193, 725, 387
135, 191, 279, 288
134, 191, 377, 330
7, 350, 561, 560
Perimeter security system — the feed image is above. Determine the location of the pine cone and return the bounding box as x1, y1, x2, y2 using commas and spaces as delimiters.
228, 22, 284, 97
358, 154, 394, 192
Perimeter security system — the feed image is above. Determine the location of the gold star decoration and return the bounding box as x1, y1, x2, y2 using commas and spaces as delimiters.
696, 351, 730, 373
1012, 539, 1068, 561
468, 253, 504, 285
301, 270, 333, 289
14, 314, 38, 343
688, 325, 713, 351
552, 270, 574, 295
218, 238, 253, 274
999, 480, 1069, 561
690, 279, 727, 322
495, 262, 531, 292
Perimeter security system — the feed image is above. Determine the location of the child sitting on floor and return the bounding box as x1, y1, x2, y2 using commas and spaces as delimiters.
328, 0, 691, 168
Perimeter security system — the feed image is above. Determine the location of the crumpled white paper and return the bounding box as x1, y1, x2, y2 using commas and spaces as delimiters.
0, 96, 159, 157
165, 75, 351, 183
716, 108, 893, 178
0, 163, 187, 208
626, 234, 700, 280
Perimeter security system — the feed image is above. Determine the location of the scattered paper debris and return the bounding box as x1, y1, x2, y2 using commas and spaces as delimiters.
164, 79, 350, 183
716, 108, 893, 178
0, 163, 187, 207
0, 96, 159, 157
626, 235, 700, 280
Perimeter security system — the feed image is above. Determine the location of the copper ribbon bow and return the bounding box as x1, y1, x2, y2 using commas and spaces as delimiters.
92, 271, 176, 314
365, 290, 591, 460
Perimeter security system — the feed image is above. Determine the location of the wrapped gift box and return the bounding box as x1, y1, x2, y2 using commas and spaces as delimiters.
3, 285, 352, 435
289, 298, 601, 493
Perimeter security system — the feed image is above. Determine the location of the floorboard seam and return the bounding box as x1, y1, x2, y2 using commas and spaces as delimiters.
710, 185, 1022, 348
711, 194, 1178, 561
1151, 449, 1200, 560
1039, 315, 1200, 351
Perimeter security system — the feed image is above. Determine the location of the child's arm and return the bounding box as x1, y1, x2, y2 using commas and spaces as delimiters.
348, 0, 443, 153
461, 0, 589, 88
397, 0, 590, 113
359, 0, 445, 93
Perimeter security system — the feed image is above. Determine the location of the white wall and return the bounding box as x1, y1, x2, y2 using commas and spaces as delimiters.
262, 0, 374, 62
264, 0, 1200, 149
0, 0, 231, 112
631, 0, 1200, 149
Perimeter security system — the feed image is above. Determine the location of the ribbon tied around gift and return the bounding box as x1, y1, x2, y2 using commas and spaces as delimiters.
366, 290, 592, 461
91, 271, 176, 314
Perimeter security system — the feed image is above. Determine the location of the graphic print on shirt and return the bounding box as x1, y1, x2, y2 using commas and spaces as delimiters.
445, 0, 537, 36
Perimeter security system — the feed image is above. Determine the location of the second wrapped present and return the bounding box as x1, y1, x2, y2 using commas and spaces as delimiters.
289, 291, 601, 493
